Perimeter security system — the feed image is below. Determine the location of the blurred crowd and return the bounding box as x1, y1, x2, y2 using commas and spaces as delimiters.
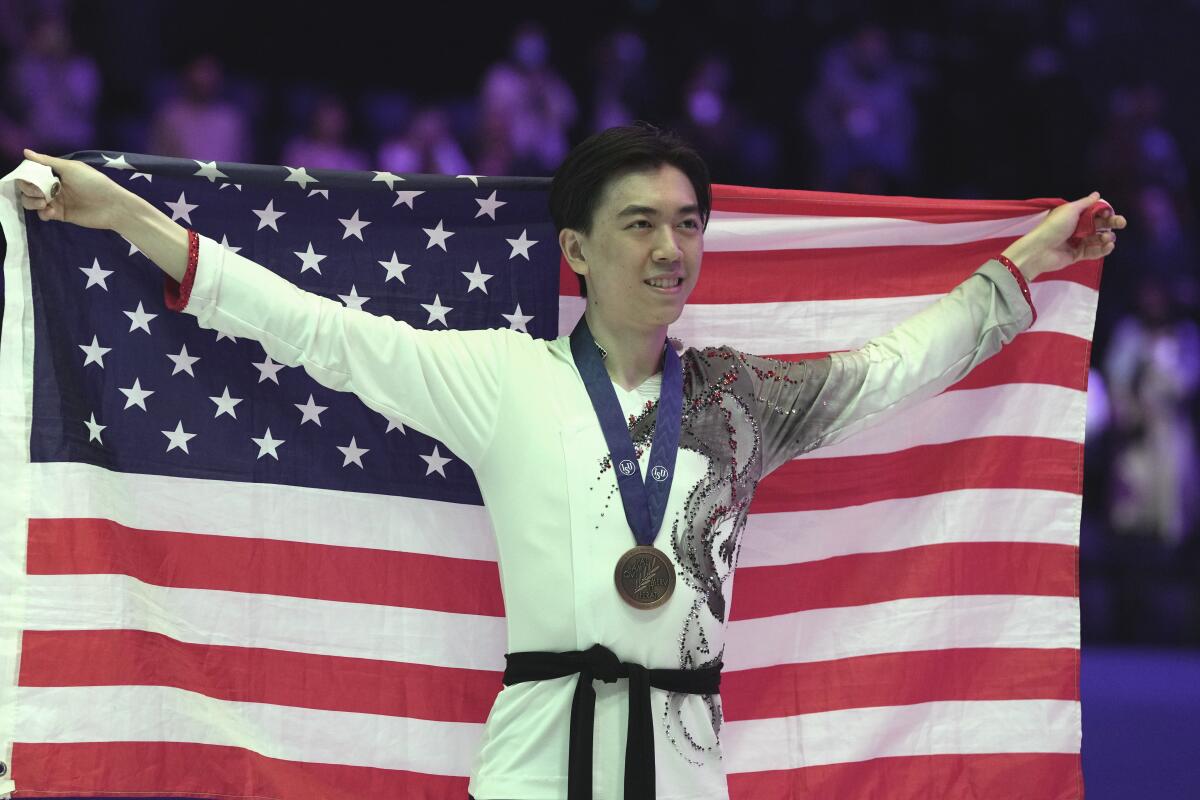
2, 0, 1198, 645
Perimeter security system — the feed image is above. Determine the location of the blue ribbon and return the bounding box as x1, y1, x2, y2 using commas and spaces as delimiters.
569, 316, 683, 547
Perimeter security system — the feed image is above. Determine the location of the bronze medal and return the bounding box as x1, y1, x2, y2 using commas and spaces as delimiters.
614, 545, 675, 609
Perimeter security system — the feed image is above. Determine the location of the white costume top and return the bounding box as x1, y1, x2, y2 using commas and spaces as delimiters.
169, 232, 1035, 800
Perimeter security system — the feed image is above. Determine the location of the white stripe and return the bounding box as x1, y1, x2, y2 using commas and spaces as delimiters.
559, 280, 1096, 347
13, 684, 482, 776
23, 573, 508, 671
723, 594, 1080, 672
739, 488, 1082, 568
722, 698, 1080, 773
27, 461, 499, 562
790, 382, 1085, 459
705, 208, 1047, 252
0, 162, 38, 775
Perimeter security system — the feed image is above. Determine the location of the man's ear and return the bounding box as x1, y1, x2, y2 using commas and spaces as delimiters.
559, 227, 588, 279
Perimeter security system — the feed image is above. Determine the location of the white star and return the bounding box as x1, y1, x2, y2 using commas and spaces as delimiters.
130, 172, 152, 182
218, 181, 243, 191
79, 258, 113, 290
475, 190, 506, 220
83, 412, 105, 444
122, 235, 140, 256
251, 427, 285, 460
294, 242, 327, 274
384, 415, 406, 434
295, 394, 328, 426
338, 209, 372, 240
284, 166, 318, 189
162, 421, 196, 454
420, 444, 452, 477
193, 160, 227, 182
420, 293, 452, 327
215, 329, 239, 343
377, 251, 412, 283
252, 199, 286, 231
101, 153, 133, 170
339, 285, 370, 309
423, 219, 454, 251
118, 377, 154, 411
252, 354, 285, 384
166, 343, 200, 376
308, 189, 328, 199
164, 191, 198, 224
506, 229, 538, 260
393, 190, 424, 209
461, 261, 494, 294
502, 303, 534, 333
218, 234, 242, 254
456, 174, 483, 186
337, 436, 370, 468
372, 171, 403, 189
79, 335, 111, 367
209, 386, 243, 419
123, 301, 158, 334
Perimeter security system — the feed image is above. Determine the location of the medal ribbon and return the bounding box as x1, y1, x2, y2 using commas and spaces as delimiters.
570, 316, 683, 547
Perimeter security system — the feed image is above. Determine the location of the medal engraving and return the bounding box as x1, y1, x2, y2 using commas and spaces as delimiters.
615, 546, 675, 609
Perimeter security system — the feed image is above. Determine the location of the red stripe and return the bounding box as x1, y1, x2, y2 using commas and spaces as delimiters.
684, 246, 1100, 305
25, 518, 506, 616
712, 183, 1066, 222
729, 540, 1078, 621
945, 332, 1092, 392
722, 646, 1079, 720
18, 628, 501, 723
751, 436, 1082, 514
10, 740, 467, 800
760, 332, 1093, 392
727, 752, 1082, 800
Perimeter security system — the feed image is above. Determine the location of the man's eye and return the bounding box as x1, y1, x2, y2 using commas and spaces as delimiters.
629, 220, 650, 229
680, 219, 700, 229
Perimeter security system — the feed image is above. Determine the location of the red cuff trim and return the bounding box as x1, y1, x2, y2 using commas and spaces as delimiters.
164, 228, 199, 312
996, 253, 1037, 326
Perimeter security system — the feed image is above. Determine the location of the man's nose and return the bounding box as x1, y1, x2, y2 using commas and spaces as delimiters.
654, 227, 683, 261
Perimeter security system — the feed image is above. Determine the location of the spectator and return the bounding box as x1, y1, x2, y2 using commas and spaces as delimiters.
281, 93, 370, 172
6, 12, 100, 154
147, 54, 251, 162
377, 106, 472, 176
476, 21, 578, 175
800, 24, 920, 193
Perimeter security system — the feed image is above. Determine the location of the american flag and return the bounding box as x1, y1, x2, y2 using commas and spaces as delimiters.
0, 153, 1094, 799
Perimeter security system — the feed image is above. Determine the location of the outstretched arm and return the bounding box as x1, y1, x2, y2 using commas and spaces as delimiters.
748, 192, 1127, 477
12, 150, 522, 468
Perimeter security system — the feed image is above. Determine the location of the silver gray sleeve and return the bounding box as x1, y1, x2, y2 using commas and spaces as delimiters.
747, 259, 1036, 477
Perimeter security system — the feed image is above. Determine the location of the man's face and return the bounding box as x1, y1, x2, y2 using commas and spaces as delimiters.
562, 163, 704, 330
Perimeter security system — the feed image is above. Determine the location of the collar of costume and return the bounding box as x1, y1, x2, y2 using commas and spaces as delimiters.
569, 315, 683, 547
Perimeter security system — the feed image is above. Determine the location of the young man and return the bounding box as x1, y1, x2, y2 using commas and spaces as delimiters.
17, 125, 1122, 800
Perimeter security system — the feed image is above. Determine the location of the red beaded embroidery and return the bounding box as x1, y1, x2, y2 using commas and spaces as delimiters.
162, 228, 200, 313
996, 253, 1037, 325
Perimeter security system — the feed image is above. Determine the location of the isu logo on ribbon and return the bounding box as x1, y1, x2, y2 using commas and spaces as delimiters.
650, 465, 669, 482
618, 459, 636, 476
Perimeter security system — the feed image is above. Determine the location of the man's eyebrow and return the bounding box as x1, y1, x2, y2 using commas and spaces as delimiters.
616, 203, 702, 218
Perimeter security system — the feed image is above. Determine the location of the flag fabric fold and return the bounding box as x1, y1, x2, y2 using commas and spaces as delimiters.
0, 152, 1095, 799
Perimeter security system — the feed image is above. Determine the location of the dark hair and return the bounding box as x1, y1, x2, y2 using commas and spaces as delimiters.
549, 121, 712, 298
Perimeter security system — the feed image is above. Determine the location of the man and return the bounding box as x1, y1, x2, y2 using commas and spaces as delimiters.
16, 124, 1123, 800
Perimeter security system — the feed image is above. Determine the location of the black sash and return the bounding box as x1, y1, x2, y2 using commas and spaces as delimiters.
503, 643, 722, 800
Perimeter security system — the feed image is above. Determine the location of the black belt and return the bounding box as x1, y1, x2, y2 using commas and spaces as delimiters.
502, 643, 722, 800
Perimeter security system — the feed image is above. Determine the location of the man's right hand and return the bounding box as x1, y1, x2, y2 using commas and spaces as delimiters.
17, 148, 129, 232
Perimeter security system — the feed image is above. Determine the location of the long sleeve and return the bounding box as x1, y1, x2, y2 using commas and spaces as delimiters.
163, 231, 522, 468
749, 258, 1037, 477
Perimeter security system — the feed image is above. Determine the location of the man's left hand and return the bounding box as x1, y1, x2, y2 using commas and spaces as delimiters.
1002, 192, 1128, 281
